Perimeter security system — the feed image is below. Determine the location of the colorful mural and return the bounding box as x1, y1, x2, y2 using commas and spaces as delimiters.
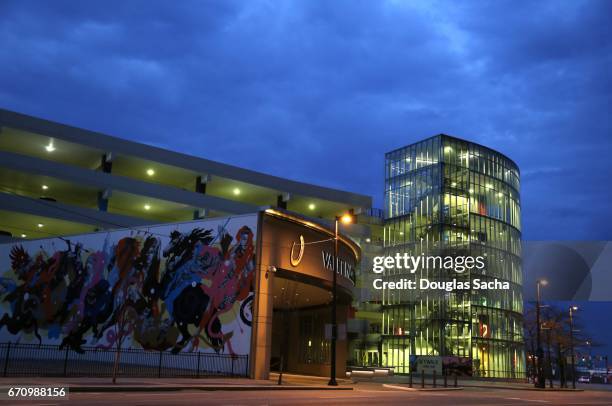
0, 216, 257, 356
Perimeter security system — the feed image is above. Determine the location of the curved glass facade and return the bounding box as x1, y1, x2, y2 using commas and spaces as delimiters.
378, 134, 524, 378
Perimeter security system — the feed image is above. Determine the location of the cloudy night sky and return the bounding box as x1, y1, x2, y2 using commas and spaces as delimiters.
1, 0, 611, 241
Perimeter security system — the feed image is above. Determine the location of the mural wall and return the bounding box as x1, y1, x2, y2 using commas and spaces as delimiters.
0, 214, 257, 356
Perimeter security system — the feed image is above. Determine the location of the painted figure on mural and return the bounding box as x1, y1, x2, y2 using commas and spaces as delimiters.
0, 225, 256, 356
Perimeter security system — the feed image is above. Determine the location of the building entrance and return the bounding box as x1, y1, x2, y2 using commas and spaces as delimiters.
249, 209, 360, 380
269, 274, 350, 377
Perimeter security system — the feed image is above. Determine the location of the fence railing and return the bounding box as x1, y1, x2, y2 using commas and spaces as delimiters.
0, 342, 248, 378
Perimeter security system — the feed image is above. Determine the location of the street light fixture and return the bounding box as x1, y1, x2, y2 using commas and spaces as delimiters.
569, 305, 578, 389
535, 279, 547, 388
329, 212, 353, 386
585, 339, 593, 369
340, 214, 352, 224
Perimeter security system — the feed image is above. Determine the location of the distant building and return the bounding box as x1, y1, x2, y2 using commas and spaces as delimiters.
351, 134, 524, 378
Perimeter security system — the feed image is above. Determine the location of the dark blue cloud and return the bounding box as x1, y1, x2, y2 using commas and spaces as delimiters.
0, 0, 610, 240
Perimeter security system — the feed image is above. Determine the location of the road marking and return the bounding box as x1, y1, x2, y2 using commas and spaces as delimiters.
504, 397, 550, 403
382, 384, 417, 391
318, 395, 371, 398
356, 389, 409, 393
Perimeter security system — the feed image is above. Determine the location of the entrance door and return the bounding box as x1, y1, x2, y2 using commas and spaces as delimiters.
269, 276, 349, 377
367, 350, 379, 366
270, 309, 290, 372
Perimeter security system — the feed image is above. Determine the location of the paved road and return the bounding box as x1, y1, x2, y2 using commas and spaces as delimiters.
5, 385, 612, 405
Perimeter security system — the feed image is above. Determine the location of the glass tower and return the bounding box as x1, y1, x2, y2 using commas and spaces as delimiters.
380, 134, 524, 378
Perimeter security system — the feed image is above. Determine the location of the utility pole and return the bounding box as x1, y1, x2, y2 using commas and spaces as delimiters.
569, 305, 578, 389
535, 279, 547, 388
328, 213, 353, 386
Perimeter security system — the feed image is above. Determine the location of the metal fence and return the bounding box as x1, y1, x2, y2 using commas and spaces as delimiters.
0, 343, 248, 378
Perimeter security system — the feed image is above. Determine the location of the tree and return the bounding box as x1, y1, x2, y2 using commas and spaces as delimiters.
111, 302, 135, 384
524, 302, 593, 386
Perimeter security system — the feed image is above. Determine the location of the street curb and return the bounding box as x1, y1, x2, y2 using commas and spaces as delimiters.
461, 384, 584, 392
383, 383, 584, 392
69, 385, 354, 393
383, 384, 463, 392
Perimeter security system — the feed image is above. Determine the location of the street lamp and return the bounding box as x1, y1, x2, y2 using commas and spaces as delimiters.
329, 212, 353, 386
535, 279, 548, 388
585, 339, 592, 369
569, 305, 578, 389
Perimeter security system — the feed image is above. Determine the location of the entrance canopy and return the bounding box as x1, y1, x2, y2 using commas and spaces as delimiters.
272, 270, 353, 310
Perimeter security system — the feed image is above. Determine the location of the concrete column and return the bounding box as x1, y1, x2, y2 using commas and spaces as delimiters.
276, 193, 290, 210
250, 265, 275, 379
195, 175, 208, 194
194, 208, 209, 219
193, 175, 210, 219
97, 189, 111, 212
100, 152, 113, 173
98, 152, 112, 211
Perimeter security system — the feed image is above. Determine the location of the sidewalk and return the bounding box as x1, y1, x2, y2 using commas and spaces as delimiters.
350, 375, 586, 392
269, 372, 353, 386
0, 376, 354, 392
460, 380, 584, 391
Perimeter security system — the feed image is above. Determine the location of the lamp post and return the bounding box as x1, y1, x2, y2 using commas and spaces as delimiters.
535, 279, 547, 388
329, 213, 353, 386
585, 340, 592, 369
569, 305, 578, 389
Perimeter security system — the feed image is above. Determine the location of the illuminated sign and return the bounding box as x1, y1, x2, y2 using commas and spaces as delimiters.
289, 234, 356, 285
290, 235, 305, 266
322, 251, 356, 284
